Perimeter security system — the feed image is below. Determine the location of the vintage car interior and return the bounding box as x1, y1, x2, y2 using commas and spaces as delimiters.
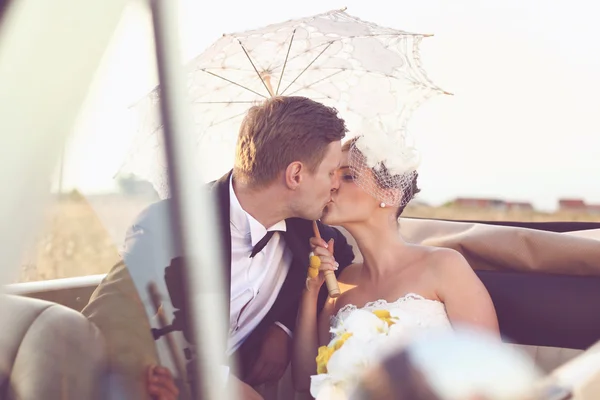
2, 0, 600, 399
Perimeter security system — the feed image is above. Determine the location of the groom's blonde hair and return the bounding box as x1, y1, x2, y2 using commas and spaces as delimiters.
234, 96, 347, 187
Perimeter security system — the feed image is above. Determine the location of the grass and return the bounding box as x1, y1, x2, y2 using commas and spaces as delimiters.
15, 194, 600, 283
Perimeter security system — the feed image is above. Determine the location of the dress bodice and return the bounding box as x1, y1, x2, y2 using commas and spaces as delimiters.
330, 293, 452, 340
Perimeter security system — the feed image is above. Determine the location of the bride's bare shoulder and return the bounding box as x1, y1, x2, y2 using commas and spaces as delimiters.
422, 246, 475, 280
426, 246, 468, 264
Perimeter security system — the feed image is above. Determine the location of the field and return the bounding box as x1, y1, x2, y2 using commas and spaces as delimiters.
15, 193, 600, 283
404, 203, 600, 223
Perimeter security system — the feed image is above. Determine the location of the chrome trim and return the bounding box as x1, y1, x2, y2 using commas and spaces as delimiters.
4, 274, 106, 295
149, 0, 232, 398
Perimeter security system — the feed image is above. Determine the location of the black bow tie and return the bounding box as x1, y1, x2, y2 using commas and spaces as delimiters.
250, 231, 278, 258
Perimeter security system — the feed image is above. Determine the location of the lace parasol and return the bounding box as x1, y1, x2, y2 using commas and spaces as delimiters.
118, 8, 450, 198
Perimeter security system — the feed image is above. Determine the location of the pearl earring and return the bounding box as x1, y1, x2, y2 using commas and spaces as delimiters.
380, 202, 386, 208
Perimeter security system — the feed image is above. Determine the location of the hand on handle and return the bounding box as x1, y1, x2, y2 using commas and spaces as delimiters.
307, 221, 341, 298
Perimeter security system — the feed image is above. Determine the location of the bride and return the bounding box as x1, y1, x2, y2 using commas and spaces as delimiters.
291, 132, 500, 398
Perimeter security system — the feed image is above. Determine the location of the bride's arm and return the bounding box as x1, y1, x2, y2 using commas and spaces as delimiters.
291, 287, 334, 392
434, 248, 501, 336
318, 299, 335, 345
291, 238, 337, 392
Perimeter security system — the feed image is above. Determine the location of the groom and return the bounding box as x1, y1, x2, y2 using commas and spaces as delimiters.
82, 96, 355, 398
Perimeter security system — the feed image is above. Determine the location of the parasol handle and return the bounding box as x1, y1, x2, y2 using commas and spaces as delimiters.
312, 220, 341, 298
262, 73, 275, 97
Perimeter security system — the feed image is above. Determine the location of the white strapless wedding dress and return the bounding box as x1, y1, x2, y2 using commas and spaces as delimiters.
331, 293, 452, 336
310, 293, 453, 399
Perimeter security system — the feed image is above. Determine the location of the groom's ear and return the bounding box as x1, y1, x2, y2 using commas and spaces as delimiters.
284, 161, 304, 189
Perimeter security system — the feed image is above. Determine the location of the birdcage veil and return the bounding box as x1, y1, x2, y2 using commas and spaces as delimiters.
347, 118, 421, 207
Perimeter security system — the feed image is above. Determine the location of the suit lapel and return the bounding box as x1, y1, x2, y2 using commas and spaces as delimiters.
276, 219, 312, 308
283, 219, 312, 269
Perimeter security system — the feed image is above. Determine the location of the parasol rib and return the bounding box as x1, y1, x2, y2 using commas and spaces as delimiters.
200, 69, 267, 98
280, 41, 334, 96
235, 38, 273, 97
193, 100, 258, 104
208, 109, 252, 128
276, 29, 297, 96
286, 70, 345, 96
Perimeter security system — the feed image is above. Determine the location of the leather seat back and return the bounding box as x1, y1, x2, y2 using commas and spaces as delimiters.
509, 344, 583, 373
0, 295, 108, 400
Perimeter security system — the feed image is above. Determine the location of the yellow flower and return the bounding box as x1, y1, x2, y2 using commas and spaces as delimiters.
308, 266, 319, 279
309, 255, 321, 269
372, 309, 397, 327
316, 346, 334, 374
315, 332, 353, 374
333, 332, 353, 350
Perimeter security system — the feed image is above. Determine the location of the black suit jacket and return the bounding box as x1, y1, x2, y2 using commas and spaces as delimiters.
82, 170, 354, 396
207, 171, 355, 376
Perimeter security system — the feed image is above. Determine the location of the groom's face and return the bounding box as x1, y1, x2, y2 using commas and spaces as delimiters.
294, 141, 342, 220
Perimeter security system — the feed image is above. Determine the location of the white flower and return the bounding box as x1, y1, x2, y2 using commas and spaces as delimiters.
330, 309, 389, 339
327, 335, 374, 380
310, 374, 350, 400
353, 118, 420, 176
312, 310, 394, 399
315, 384, 348, 400
312, 334, 388, 399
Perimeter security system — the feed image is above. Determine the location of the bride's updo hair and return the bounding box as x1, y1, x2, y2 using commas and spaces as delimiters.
342, 137, 420, 218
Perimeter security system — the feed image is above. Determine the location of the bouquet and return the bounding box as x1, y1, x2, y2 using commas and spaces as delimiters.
310, 308, 412, 399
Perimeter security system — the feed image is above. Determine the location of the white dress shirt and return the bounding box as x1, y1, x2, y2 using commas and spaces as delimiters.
227, 176, 293, 355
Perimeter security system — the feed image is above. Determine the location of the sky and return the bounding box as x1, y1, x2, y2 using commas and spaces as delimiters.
57, 0, 600, 211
